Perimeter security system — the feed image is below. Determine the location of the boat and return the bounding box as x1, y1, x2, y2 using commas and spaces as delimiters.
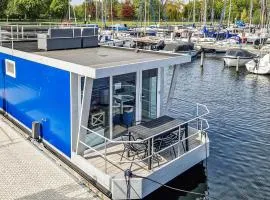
108, 24, 129, 31
246, 54, 270, 74
163, 41, 199, 59
0, 27, 210, 199
224, 48, 255, 67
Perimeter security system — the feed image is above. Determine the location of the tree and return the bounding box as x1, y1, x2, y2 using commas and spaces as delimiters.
5, 0, 47, 19
0, 0, 8, 17
121, 0, 134, 19
49, 0, 69, 19
241, 8, 248, 22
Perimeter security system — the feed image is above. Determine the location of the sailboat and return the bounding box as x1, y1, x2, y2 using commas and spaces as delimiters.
246, 54, 270, 74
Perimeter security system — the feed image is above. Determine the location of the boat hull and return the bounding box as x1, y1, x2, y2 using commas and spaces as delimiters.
224, 57, 252, 67
246, 60, 270, 75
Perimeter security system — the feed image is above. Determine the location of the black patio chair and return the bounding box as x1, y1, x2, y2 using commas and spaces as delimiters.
154, 127, 186, 159
120, 134, 148, 169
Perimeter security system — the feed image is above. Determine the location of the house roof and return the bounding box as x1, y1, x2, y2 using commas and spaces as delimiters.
0, 41, 191, 78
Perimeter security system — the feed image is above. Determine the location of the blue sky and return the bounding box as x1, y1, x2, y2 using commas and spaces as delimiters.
71, 0, 84, 5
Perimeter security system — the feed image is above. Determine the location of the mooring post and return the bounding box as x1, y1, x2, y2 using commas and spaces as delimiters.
236, 56, 240, 72
21, 26, 24, 39
16, 24, 19, 40
170, 32, 174, 41
200, 50, 205, 68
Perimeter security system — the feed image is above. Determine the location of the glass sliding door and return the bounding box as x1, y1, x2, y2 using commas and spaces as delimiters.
87, 77, 110, 146
142, 69, 158, 121
112, 73, 136, 138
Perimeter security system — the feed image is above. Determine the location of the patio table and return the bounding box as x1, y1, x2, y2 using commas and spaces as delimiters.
128, 115, 188, 170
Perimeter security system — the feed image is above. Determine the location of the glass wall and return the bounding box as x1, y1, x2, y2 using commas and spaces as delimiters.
142, 69, 158, 121
112, 73, 136, 138
86, 77, 110, 146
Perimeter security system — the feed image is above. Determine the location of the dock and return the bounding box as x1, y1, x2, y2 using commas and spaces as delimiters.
195, 42, 270, 55
0, 115, 104, 200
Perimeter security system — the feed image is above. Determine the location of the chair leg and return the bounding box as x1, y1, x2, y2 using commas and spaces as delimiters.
129, 154, 136, 170
172, 146, 176, 158
181, 142, 186, 153
169, 148, 173, 159
120, 147, 126, 161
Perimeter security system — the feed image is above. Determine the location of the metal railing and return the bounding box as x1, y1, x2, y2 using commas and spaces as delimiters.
77, 102, 209, 173
0, 24, 100, 43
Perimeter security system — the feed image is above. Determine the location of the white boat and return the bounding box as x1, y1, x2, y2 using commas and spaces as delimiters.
246, 54, 270, 74
224, 48, 255, 67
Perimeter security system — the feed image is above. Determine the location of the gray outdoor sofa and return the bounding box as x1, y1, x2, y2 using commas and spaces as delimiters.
38, 27, 99, 51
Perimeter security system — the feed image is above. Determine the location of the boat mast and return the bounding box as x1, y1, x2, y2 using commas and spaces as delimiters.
144, 0, 147, 33
228, 0, 231, 27
111, 0, 113, 26
68, 0, 71, 21
101, 0, 104, 28
96, 0, 98, 23
193, 0, 196, 24
203, 0, 207, 26
104, 0, 107, 27
159, 0, 161, 24
211, 0, 214, 25
84, 0, 87, 23
249, 0, 253, 31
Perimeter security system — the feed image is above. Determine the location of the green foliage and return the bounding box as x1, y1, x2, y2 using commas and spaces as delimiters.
0, 0, 266, 24
253, 9, 261, 24
5, 0, 47, 19
0, 0, 8, 17
74, 4, 84, 20
49, 0, 68, 19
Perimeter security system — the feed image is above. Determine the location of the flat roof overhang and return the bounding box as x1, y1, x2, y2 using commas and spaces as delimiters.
0, 46, 191, 79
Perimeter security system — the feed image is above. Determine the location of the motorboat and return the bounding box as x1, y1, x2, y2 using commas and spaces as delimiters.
246, 54, 270, 74
163, 41, 198, 59
224, 48, 255, 67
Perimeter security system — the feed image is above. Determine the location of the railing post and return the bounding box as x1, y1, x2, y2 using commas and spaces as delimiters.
16, 24, 19, 40
200, 119, 203, 141
21, 26, 24, 39
236, 56, 240, 72
148, 138, 153, 170
151, 137, 154, 167
196, 103, 199, 130
105, 139, 107, 174
0, 26, 2, 46
11, 25, 13, 41
185, 123, 189, 152
178, 125, 181, 156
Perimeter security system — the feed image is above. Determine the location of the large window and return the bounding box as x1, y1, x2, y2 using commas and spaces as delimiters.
142, 69, 158, 121
86, 78, 110, 146
112, 73, 136, 138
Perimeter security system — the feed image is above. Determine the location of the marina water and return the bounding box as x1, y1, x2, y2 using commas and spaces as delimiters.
146, 57, 270, 199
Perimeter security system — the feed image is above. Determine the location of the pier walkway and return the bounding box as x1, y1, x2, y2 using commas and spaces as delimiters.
0, 115, 103, 200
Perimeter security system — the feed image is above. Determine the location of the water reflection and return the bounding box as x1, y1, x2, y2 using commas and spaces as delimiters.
145, 57, 270, 200
144, 164, 207, 200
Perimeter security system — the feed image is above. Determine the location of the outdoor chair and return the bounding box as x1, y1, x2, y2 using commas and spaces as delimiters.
154, 127, 186, 159
120, 134, 148, 169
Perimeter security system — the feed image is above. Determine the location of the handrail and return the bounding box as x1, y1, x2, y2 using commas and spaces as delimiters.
80, 128, 203, 164
80, 101, 209, 145
78, 101, 210, 170
81, 112, 207, 144
168, 97, 210, 118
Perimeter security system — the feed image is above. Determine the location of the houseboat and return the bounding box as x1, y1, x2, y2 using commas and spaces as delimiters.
0, 27, 210, 199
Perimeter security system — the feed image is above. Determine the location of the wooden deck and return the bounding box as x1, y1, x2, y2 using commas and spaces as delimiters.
83, 135, 202, 177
